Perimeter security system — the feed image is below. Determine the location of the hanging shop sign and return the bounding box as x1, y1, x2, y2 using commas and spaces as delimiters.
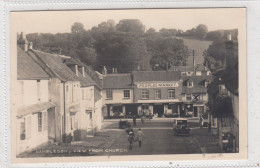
137, 82, 179, 88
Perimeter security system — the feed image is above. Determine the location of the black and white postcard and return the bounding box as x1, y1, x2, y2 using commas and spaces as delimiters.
10, 8, 247, 163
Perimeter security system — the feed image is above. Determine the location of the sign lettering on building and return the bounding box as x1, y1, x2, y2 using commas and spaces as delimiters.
137, 82, 179, 88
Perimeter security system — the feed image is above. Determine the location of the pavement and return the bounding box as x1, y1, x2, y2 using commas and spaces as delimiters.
18, 118, 220, 157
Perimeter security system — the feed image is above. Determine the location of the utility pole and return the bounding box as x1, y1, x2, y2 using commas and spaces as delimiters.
193, 49, 195, 75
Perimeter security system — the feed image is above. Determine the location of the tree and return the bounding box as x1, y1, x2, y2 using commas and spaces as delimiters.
206, 31, 223, 41
116, 19, 145, 34
149, 38, 189, 70
71, 22, 85, 34
95, 31, 148, 72
195, 24, 208, 39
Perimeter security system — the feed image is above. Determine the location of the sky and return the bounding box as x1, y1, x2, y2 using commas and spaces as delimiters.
11, 8, 245, 34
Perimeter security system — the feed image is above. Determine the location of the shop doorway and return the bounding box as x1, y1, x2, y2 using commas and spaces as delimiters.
125, 104, 137, 116
194, 107, 198, 117
153, 105, 164, 117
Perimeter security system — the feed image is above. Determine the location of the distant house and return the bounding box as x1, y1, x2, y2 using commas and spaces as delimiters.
170, 65, 211, 76
181, 75, 213, 117
102, 73, 134, 118
16, 34, 55, 155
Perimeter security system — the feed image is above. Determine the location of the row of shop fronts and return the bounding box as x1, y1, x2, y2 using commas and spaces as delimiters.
102, 71, 212, 119
105, 102, 205, 118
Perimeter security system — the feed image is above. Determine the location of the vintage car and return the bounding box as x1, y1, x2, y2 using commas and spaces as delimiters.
119, 120, 131, 129
173, 118, 190, 136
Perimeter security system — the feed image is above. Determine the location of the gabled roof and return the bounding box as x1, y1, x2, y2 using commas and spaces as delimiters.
133, 71, 181, 82
17, 46, 50, 80
103, 73, 133, 89
29, 50, 80, 82
182, 75, 213, 86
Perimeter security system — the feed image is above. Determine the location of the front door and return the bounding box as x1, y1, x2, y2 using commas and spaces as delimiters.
194, 107, 198, 117
87, 112, 94, 136
154, 105, 164, 117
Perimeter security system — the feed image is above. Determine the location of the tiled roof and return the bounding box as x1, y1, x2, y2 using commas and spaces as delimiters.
17, 46, 50, 80
182, 85, 207, 94
68, 66, 97, 87
182, 75, 213, 86
133, 71, 181, 82
64, 58, 85, 67
30, 50, 80, 82
103, 74, 133, 89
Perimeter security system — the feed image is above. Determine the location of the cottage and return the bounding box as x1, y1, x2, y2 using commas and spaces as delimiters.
16, 34, 56, 155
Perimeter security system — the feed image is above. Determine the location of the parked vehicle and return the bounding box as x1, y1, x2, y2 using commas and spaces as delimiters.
173, 119, 190, 136
119, 120, 131, 129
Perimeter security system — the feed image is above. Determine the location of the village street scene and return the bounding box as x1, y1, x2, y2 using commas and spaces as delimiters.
13, 10, 239, 158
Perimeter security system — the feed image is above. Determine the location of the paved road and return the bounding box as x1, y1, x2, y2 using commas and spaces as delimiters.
95, 119, 203, 156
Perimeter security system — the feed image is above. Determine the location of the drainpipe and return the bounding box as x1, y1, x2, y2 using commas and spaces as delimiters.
63, 82, 66, 142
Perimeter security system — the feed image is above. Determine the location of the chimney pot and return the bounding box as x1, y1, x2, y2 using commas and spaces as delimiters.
228, 34, 232, 41
28, 42, 33, 50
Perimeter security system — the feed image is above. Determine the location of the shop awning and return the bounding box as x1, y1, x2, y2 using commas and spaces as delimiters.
17, 102, 55, 118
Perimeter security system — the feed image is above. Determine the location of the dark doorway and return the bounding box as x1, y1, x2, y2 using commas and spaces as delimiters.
194, 107, 198, 117
125, 104, 137, 116
153, 105, 164, 117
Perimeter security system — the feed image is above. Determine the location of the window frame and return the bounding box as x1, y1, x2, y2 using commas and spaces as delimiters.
141, 90, 149, 99
123, 90, 130, 99
106, 90, 113, 99
186, 94, 192, 101
168, 89, 175, 99
187, 81, 193, 87
155, 89, 161, 99
38, 112, 42, 132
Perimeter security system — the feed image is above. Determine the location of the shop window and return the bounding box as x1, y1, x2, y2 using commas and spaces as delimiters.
142, 105, 149, 110
155, 89, 161, 99
20, 119, 26, 140
168, 89, 175, 99
168, 105, 171, 109
186, 94, 192, 101
113, 106, 123, 113
123, 90, 130, 98
106, 90, 113, 99
141, 90, 149, 99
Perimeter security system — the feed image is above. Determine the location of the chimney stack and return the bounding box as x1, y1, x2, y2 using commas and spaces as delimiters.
17, 32, 28, 52
28, 42, 33, 50
102, 66, 107, 75
75, 65, 79, 76
79, 66, 85, 77
227, 34, 232, 41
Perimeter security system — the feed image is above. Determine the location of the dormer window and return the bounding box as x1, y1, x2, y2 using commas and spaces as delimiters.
187, 80, 193, 87
205, 80, 210, 87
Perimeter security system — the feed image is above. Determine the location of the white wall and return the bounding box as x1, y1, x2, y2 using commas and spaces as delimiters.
102, 89, 133, 104
16, 80, 49, 108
